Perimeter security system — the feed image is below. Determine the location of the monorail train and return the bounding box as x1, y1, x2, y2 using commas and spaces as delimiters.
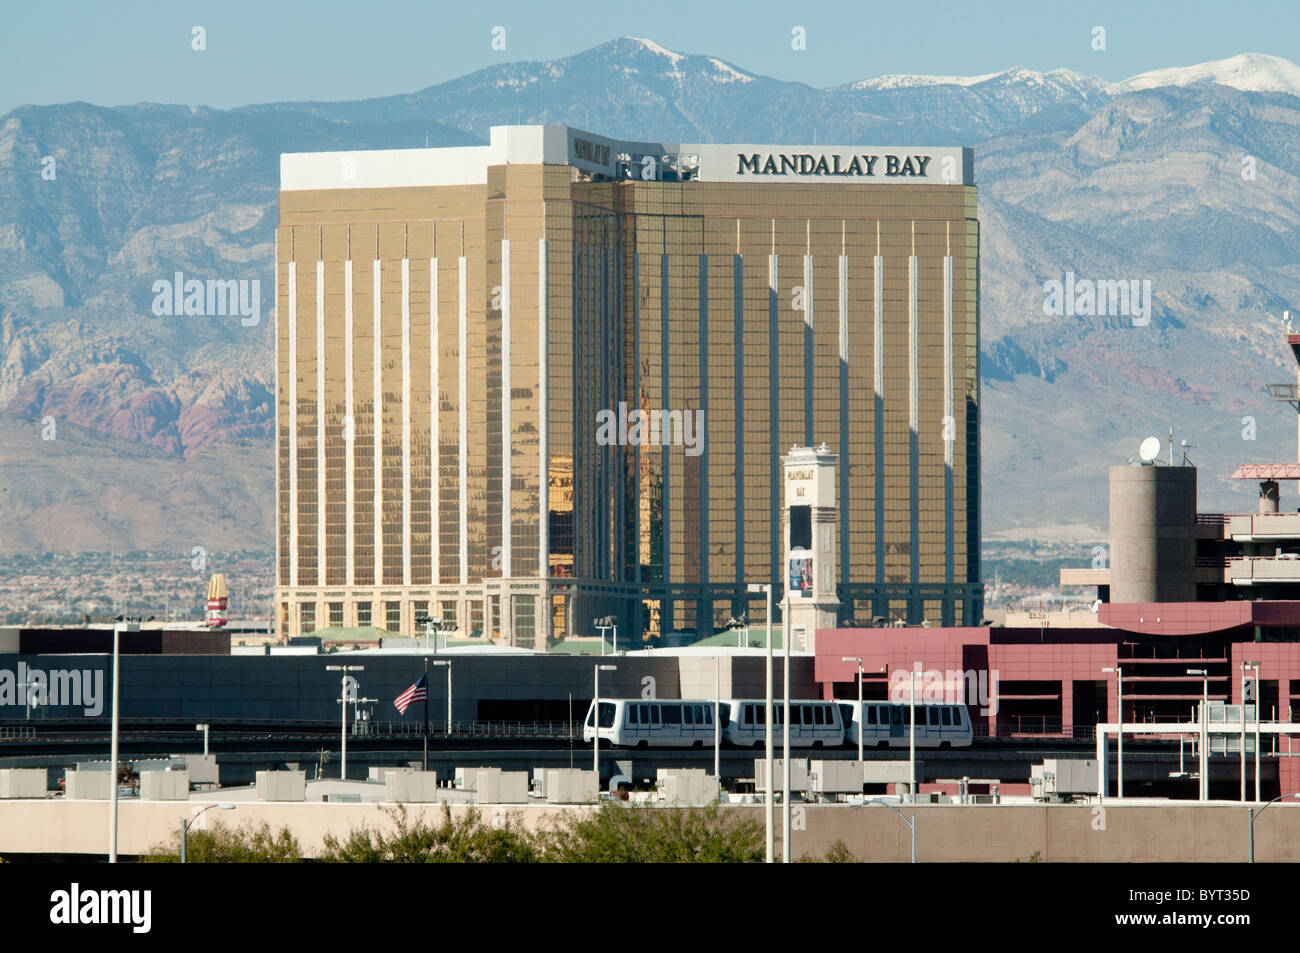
584, 697, 972, 749
721, 699, 846, 748
838, 700, 973, 749
583, 699, 721, 748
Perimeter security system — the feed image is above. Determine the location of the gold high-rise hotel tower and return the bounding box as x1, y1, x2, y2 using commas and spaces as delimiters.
276, 126, 981, 645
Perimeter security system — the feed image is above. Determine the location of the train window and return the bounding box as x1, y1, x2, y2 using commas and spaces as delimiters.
866, 707, 877, 725
814, 706, 825, 725
941, 707, 952, 726
662, 704, 681, 725
639, 704, 650, 724
651, 706, 661, 725
626, 706, 638, 727
598, 703, 616, 728
703, 706, 713, 725
891, 706, 903, 726
683, 705, 694, 726
928, 708, 939, 726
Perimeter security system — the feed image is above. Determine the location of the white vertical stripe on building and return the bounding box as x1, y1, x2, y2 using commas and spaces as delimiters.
803, 253, 814, 443
873, 257, 883, 400
838, 253, 849, 580
316, 260, 325, 588
943, 255, 954, 467
838, 256, 849, 364
501, 239, 512, 579
401, 257, 411, 587
288, 260, 297, 584
430, 258, 439, 587
373, 259, 382, 586
908, 255, 918, 435
345, 260, 354, 587
538, 237, 548, 580
458, 256, 468, 587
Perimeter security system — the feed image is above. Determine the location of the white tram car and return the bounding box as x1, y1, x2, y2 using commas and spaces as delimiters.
583, 699, 720, 748
837, 700, 974, 749
720, 699, 845, 748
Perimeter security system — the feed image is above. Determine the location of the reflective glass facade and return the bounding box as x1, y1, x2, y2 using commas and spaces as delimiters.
276, 128, 982, 645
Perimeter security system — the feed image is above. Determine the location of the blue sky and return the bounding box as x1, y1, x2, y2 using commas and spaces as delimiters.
3, 0, 1298, 114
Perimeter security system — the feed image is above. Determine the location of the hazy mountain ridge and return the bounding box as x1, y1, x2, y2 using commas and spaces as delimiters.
2, 37, 1299, 552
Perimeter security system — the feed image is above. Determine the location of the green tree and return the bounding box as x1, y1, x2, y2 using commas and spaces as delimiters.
800, 839, 856, 862
536, 803, 764, 863
141, 820, 302, 863
319, 804, 538, 863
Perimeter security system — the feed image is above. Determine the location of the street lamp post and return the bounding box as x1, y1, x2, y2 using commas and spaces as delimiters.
748, 582, 774, 864
909, 665, 917, 802
843, 657, 864, 783
714, 655, 721, 781
1188, 669, 1209, 801
109, 616, 140, 864
1241, 661, 1259, 802
325, 664, 364, 780
781, 596, 791, 863
867, 798, 916, 863
1103, 666, 1123, 798
416, 614, 444, 654
593, 663, 617, 778
1248, 792, 1299, 862
180, 803, 235, 863
431, 659, 452, 733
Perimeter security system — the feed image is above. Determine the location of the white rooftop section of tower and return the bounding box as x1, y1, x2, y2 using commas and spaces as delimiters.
281, 124, 975, 190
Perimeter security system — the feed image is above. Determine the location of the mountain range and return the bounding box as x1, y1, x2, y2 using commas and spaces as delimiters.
2, 37, 1300, 555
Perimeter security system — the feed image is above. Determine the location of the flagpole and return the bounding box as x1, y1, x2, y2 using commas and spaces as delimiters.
423, 656, 429, 772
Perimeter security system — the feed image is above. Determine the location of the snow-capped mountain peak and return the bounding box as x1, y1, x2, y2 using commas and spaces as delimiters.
624, 36, 684, 66
1117, 53, 1300, 95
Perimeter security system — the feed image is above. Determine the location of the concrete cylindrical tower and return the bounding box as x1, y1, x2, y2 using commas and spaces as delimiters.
1108, 465, 1196, 603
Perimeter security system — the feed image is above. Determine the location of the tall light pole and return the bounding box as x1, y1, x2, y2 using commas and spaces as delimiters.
1103, 665, 1123, 798
593, 663, 616, 778
909, 664, 917, 802
431, 659, 451, 733
867, 798, 916, 863
594, 617, 616, 656
1187, 669, 1209, 800
781, 595, 791, 864
180, 803, 235, 863
1241, 660, 1259, 802
747, 581, 774, 863
326, 664, 364, 780
1248, 792, 1299, 862
108, 616, 139, 864
416, 614, 443, 654
713, 655, 721, 781
843, 657, 865, 765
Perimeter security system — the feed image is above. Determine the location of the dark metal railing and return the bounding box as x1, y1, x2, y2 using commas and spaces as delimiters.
358, 720, 578, 740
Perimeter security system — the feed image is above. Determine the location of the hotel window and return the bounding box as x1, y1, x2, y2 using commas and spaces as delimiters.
328, 602, 344, 627
300, 603, 316, 633
412, 601, 428, 623
441, 602, 458, 626
386, 601, 402, 633
279, 602, 289, 634
357, 602, 372, 627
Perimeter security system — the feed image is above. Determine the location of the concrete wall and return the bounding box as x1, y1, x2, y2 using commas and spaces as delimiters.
1109, 465, 1196, 603
1, 799, 1297, 861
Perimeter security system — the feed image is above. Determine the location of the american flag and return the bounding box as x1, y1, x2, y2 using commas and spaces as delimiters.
393, 673, 428, 715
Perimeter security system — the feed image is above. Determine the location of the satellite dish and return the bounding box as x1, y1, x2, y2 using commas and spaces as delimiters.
1138, 436, 1161, 463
